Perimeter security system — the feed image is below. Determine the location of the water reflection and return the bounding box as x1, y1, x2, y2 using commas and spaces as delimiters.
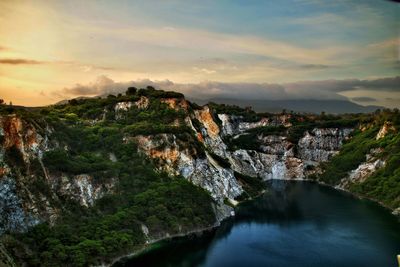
117, 180, 400, 267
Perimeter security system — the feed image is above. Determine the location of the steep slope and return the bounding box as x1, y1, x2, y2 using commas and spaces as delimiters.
0, 91, 223, 266
314, 115, 400, 214
0, 87, 398, 267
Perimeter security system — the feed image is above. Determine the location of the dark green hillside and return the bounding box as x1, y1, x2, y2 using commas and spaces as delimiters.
1, 88, 215, 266
316, 110, 400, 210
1, 88, 399, 267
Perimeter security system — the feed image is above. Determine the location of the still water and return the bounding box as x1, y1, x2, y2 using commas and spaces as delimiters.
116, 180, 400, 267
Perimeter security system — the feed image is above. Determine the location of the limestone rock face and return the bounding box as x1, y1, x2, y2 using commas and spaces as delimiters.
218, 113, 292, 136
209, 113, 353, 181
0, 101, 360, 233
337, 148, 386, 189
135, 134, 243, 201
160, 98, 189, 111
228, 149, 304, 180
57, 174, 114, 207
0, 115, 114, 233
376, 121, 396, 140
194, 107, 228, 158
0, 177, 40, 233
114, 101, 134, 112
298, 128, 353, 162
259, 135, 293, 156
114, 96, 150, 119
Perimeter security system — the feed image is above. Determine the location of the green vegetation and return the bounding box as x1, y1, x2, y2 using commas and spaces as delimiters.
316, 110, 400, 210
207, 150, 231, 168
247, 125, 286, 136
225, 125, 287, 151
234, 172, 265, 200
5, 177, 214, 266
225, 134, 262, 151
1, 88, 215, 266
207, 101, 362, 153
316, 126, 379, 184
349, 136, 400, 209
208, 102, 260, 122
1, 86, 398, 266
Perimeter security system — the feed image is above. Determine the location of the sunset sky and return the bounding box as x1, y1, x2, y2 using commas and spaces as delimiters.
0, 0, 399, 107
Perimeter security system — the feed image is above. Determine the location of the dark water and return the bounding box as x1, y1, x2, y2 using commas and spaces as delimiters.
116, 181, 400, 267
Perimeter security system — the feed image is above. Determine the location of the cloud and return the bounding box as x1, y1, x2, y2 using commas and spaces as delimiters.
351, 96, 376, 102
61, 75, 118, 96
284, 76, 400, 93
192, 67, 217, 74
56, 75, 328, 101
297, 64, 336, 69
58, 75, 400, 105
0, 58, 44, 64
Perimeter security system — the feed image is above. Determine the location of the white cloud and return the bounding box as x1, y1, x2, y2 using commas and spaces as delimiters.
58, 75, 400, 108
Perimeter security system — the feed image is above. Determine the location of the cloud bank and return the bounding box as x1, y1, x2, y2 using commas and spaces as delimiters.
59, 75, 400, 105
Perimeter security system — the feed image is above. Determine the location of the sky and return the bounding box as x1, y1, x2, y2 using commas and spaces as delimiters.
0, 0, 399, 108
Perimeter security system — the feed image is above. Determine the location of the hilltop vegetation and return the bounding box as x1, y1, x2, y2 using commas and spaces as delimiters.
0, 87, 399, 267
208, 103, 400, 210
1, 87, 215, 266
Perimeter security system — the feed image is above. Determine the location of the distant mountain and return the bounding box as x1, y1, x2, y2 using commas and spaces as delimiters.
189, 98, 383, 114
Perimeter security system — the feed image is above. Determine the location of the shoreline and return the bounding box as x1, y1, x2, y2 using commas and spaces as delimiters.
103, 178, 398, 267
103, 220, 223, 267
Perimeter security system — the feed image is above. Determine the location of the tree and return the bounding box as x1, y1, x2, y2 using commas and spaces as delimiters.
0, 99, 4, 105
126, 87, 137, 95
69, 99, 79, 105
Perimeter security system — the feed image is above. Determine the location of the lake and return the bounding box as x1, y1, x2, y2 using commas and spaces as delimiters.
115, 180, 400, 267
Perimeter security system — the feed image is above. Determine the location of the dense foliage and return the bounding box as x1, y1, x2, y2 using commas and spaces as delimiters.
208, 102, 261, 122
2, 88, 216, 266
316, 110, 400, 209
1, 90, 399, 266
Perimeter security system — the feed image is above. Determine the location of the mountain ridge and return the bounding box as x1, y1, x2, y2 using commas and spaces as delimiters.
190, 97, 383, 114
0, 87, 398, 266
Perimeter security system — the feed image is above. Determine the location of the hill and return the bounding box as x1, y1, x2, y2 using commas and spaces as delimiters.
0, 86, 398, 266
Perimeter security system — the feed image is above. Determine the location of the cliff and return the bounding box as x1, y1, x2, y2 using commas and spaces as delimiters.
0, 88, 398, 266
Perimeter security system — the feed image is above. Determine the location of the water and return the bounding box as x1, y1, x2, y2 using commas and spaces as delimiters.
116, 181, 400, 267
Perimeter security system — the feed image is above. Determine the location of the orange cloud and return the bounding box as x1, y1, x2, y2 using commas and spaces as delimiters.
0, 58, 44, 64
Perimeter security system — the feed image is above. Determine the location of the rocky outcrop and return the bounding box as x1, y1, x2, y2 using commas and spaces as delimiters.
0, 115, 114, 233
0, 101, 359, 234
337, 148, 386, 189
298, 128, 352, 162
204, 113, 353, 181
134, 134, 242, 201
218, 113, 293, 136
0, 177, 40, 233
57, 174, 114, 207
194, 107, 229, 158
228, 149, 304, 180
160, 98, 189, 111
114, 96, 150, 119
376, 121, 396, 140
